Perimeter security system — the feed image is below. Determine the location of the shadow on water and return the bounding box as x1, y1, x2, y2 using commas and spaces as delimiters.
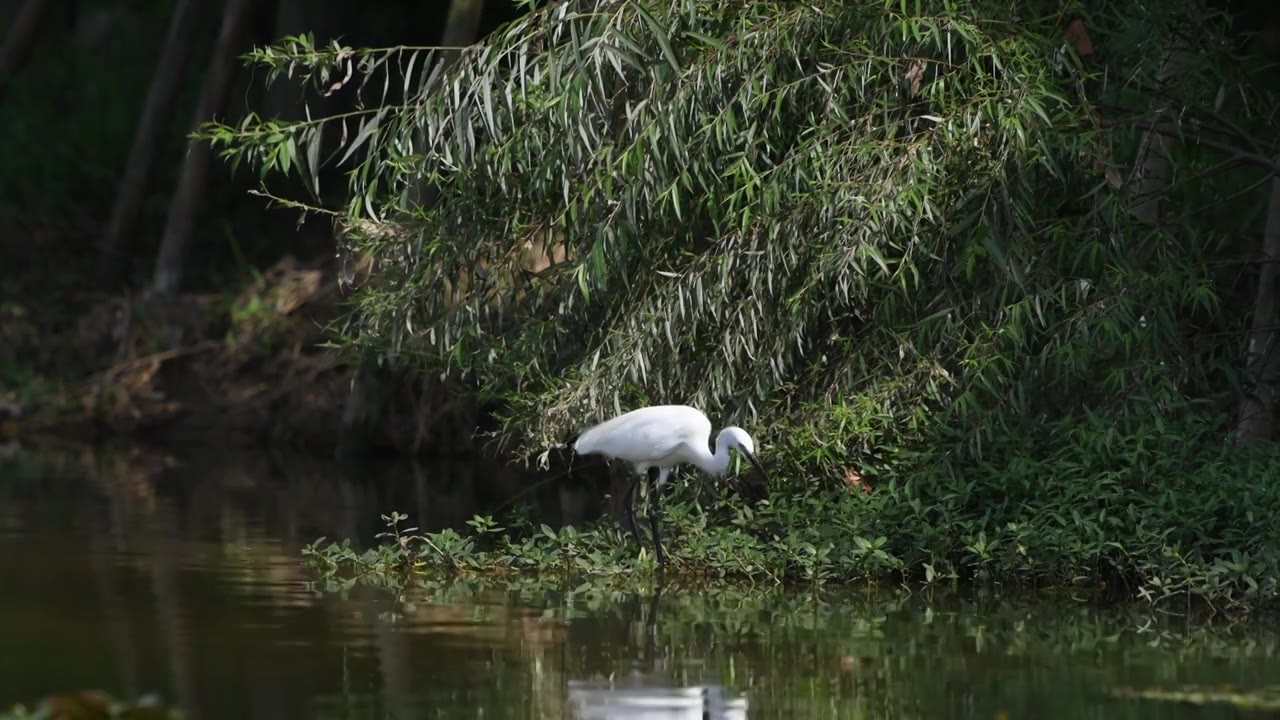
2, 442, 1280, 719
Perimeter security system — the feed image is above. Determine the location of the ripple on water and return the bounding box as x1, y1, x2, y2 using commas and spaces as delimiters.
5, 446, 1280, 720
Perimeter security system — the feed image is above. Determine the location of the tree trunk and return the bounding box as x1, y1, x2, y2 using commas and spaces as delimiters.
1125, 44, 1194, 226
1236, 165, 1280, 445
0, 0, 57, 105
406, 0, 486, 210
98, 0, 206, 290
335, 359, 390, 459
438, 0, 486, 77
340, 0, 487, 458
261, 0, 338, 121
150, 0, 252, 297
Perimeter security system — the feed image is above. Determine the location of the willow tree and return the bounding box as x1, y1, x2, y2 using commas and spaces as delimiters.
203, 0, 1272, 473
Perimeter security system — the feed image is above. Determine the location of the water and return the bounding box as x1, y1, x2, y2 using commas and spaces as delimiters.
2, 443, 1280, 719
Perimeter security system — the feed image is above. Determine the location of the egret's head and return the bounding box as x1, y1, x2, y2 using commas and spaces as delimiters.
718, 426, 756, 458
717, 426, 767, 488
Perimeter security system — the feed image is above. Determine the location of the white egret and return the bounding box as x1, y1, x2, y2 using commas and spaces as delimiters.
566, 404, 768, 570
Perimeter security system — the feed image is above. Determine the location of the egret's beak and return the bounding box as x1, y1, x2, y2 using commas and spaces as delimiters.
737, 447, 770, 490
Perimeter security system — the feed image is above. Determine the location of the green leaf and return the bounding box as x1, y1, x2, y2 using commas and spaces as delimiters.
634, 3, 682, 74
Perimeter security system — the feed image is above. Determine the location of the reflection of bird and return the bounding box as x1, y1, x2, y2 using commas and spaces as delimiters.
567, 405, 768, 570
568, 679, 748, 719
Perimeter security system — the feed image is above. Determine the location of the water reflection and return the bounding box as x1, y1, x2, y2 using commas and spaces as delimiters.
1, 443, 1279, 719
568, 678, 748, 719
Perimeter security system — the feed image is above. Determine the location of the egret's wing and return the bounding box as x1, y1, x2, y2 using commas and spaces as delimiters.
574, 405, 705, 462
617, 413, 688, 460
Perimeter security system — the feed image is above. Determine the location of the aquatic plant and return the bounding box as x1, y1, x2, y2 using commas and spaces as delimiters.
0, 691, 180, 720
305, 407, 1280, 615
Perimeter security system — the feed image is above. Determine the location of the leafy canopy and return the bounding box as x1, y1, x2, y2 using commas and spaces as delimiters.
204, 0, 1266, 472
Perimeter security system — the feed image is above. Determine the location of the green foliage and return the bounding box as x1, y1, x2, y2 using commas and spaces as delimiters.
216, 1, 1280, 606
1108, 686, 1280, 712
305, 410, 1280, 612
203, 0, 1271, 472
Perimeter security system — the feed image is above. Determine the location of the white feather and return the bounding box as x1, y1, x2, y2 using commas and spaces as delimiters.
566, 404, 766, 570
572, 404, 761, 485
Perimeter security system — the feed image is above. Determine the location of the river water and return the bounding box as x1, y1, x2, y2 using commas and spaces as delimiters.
2, 443, 1278, 719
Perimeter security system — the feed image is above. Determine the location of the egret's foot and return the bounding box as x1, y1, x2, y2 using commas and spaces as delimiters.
647, 471, 666, 573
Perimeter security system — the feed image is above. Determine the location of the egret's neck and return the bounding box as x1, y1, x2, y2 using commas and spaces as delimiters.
691, 436, 734, 476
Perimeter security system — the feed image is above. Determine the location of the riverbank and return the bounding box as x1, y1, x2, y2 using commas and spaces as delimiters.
3, 398, 1279, 618
0, 253, 486, 457
6, 298, 1280, 616
305, 408, 1280, 617
7, 437, 1280, 720
6, 254, 1280, 616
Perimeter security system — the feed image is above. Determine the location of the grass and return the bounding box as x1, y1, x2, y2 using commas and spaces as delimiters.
302, 407, 1280, 616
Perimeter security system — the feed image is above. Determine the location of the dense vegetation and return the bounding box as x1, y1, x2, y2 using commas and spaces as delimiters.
6, 0, 1280, 609
198, 0, 1280, 608
206, 0, 1266, 453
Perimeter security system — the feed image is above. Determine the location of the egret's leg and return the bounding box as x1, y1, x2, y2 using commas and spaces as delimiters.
648, 467, 671, 572
623, 471, 645, 545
